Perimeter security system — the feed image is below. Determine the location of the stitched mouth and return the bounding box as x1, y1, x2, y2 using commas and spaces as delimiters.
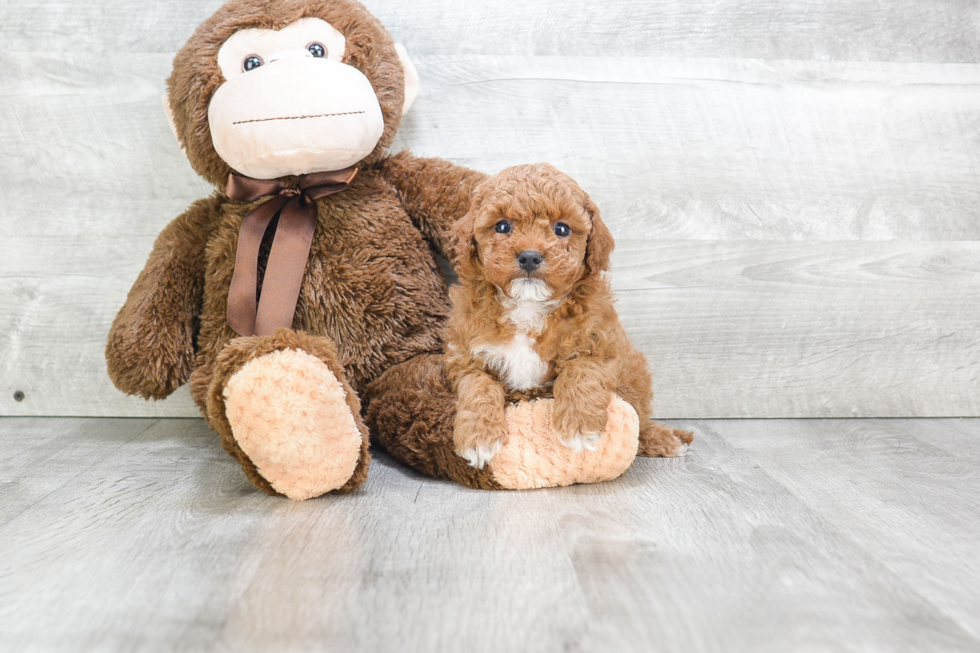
233, 111, 366, 125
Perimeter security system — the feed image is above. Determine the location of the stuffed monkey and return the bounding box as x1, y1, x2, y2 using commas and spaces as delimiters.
107, 0, 684, 498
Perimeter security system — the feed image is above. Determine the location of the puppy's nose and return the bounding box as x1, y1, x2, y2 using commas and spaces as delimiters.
517, 250, 544, 272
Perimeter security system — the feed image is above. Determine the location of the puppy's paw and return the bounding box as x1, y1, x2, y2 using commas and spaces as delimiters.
651, 438, 688, 457
671, 441, 690, 457
454, 415, 508, 470
560, 431, 602, 453
553, 393, 609, 453
638, 423, 694, 458
458, 440, 503, 470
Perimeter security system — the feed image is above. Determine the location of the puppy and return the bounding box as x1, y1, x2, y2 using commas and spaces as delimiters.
447, 163, 692, 469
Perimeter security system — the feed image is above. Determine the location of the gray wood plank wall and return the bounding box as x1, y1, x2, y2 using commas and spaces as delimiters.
1, 0, 978, 418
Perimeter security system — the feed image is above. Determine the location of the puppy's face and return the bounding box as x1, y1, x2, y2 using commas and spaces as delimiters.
453, 164, 613, 300
475, 197, 592, 299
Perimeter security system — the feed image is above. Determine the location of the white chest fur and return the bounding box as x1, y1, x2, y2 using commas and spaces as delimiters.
475, 333, 549, 391
501, 278, 558, 332
472, 278, 559, 390
504, 299, 553, 332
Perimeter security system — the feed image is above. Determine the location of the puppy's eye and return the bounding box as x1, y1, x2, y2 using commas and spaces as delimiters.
553, 222, 571, 238
494, 220, 512, 234
243, 55, 264, 72
307, 42, 326, 58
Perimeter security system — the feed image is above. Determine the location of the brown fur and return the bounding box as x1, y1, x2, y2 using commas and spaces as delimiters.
363, 354, 503, 490
377, 152, 487, 257
446, 164, 692, 458
106, 0, 683, 496
168, 0, 406, 187
106, 0, 487, 495
106, 194, 220, 400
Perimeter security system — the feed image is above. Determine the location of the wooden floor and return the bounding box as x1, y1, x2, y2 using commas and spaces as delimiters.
1, 418, 979, 652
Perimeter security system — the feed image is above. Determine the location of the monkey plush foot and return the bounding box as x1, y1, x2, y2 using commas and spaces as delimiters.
223, 348, 364, 500
486, 396, 640, 490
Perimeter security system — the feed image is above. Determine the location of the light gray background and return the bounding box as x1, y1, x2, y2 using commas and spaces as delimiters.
1, 0, 978, 418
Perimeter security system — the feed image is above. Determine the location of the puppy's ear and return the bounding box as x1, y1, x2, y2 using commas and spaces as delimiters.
451, 181, 492, 277
584, 194, 614, 272
450, 205, 481, 278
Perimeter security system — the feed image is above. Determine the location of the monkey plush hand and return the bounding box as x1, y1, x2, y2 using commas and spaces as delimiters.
107, 0, 482, 499
107, 0, 686, 498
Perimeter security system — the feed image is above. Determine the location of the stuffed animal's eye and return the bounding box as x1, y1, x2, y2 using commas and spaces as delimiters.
243, 55, 264, 72
307, 42, 326, 58
494, 220, 512, 234
554, 222, 571, 237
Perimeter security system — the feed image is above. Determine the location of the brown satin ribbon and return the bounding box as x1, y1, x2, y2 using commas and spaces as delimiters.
225, 166, 358, 337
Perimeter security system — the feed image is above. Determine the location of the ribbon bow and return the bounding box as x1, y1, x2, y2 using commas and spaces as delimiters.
225, 166, 358, 337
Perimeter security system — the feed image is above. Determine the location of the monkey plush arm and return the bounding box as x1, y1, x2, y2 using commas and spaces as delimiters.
105, 195, 219, 399
378, 151, 488, 259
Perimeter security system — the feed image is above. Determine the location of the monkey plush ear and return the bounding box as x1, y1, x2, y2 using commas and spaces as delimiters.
161, 93, 186, 154
584, 195, 614, 272
395, 44, 420, 116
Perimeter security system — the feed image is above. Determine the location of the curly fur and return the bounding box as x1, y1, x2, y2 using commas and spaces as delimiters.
105, 0, 684, 497
363, 354, 505, 490
446, 164, 692, 461
106, 0, 488, 497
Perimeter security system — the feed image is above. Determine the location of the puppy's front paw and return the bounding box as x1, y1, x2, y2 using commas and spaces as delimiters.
458, 440, 503, 470
553, 393, 610, 454
454, 414, 508, 470
560, 431, 602, 452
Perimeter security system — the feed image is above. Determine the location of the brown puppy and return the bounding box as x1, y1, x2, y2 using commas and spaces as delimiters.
447, 164, 692, 469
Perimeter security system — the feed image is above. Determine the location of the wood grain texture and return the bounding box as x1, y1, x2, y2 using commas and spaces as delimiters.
2, 4, 979, 418
1, 417, 980, 652
8, 54, 980, 241
2, 0, 979, 62
401, 56, 980, 241
3, 239, 978, 418
716, 419, 980, 639
614, 240, 980, 418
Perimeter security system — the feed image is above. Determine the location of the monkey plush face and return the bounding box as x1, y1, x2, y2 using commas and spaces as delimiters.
209, 17, 385, 178
167, 0, 418, 185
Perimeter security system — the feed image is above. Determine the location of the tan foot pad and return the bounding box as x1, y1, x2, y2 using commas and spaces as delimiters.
224, 349, 362, 500
490, 396, 639, 490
